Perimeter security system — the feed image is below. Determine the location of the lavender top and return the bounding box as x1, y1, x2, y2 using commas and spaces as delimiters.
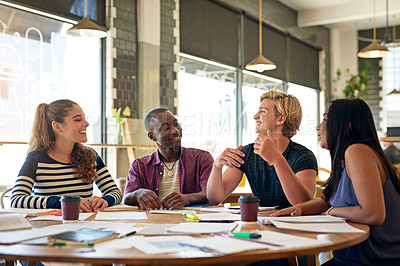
330, 166, 400, 265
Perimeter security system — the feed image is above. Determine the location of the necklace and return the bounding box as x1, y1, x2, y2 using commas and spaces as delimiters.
162, 160, 178, 177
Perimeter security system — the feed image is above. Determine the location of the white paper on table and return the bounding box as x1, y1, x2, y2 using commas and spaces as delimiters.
269, 220, 365, 233
0, 227, 74, 244
253, 231, 332, 250
102, 204, 138, 212
95, 235, 145, 249
130, 236, 196, 254
95, 211, 147, 220
29, 212, 93, 221
0, 220, 140, 244
0, 208, 56, 217
188, 231, 332, 254
149, 209, 197, 215
44, 220, 141, 235
166, 222, 238, 234
136, 223, 200, 236
200, 207, 240, 213
197, 212, 241, 221
0, 213, 32, 231
259, 215, 346, 224
184, 236, 269, 254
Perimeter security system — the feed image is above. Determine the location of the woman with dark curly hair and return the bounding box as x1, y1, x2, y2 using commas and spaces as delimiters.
11, 99, 122, 212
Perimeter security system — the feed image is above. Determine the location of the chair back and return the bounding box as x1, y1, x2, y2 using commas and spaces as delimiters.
0, 187, 12, 209
316, 167, 331, 197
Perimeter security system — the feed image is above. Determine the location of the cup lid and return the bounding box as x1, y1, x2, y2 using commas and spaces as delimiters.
238, 195, 260, 203
60, 195, 81, 202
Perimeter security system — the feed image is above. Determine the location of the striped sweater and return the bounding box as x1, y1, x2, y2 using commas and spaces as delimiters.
11, 149, 122, 209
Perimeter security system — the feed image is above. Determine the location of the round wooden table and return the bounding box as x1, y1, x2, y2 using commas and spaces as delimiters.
0, 210, 369, 265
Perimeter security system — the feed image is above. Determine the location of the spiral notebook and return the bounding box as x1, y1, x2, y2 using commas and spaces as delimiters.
258, 215, 346, 225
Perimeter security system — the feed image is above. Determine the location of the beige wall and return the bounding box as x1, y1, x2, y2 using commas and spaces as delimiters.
330, 29, 358, 99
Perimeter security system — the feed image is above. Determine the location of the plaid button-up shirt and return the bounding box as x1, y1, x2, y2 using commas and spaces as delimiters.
124, 147, 213, 195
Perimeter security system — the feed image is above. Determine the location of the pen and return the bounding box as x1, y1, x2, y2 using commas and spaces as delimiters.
53, 241, 94, 247
118, 230, 137, 238
233, 232, 261, 239
198, 220, 236, 223
212, 233, 283, 247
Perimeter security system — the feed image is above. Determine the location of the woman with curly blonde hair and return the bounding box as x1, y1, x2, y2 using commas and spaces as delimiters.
11, 99, 122, 212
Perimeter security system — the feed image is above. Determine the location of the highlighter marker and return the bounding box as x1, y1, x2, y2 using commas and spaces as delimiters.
185, 213, 198, 220
233, 232, 262, 239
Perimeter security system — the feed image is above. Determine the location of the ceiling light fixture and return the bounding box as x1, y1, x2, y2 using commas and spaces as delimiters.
245, 0, 276, 72
67, 0, 107, 38
358, 0, 391, 58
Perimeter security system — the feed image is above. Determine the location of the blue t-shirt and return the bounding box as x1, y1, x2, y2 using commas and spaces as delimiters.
238, 140, 317, 208
330, 166, 400, 265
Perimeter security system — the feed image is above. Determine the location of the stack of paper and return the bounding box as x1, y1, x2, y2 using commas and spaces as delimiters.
258, 215, 365, 233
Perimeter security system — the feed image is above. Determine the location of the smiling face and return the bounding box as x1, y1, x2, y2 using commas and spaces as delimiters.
254, 99, 279, 135
54, 104, 89, 144
317, 111, 328, 150
148, 111, 182, 150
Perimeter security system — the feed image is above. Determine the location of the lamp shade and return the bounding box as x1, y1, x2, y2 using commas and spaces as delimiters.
358, 40, 391, 58
245, 0, 276, 72
67, 16, 107, 38
388, 89, 400, 95
245, 54, 276, 72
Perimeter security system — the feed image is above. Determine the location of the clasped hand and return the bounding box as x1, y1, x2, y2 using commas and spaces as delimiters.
80, 196, 108, 212
137, 189, 189, 210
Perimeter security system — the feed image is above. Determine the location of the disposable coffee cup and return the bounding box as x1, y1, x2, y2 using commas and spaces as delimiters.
60, 196, 81, 223
238, 195, 260, 223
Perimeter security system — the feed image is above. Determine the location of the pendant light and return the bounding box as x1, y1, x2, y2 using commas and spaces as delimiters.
245, 0, 276, 72
358, 0, 390, 58
67, 0, 107, 38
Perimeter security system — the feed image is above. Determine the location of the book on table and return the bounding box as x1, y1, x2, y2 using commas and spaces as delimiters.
0, 213, 32, 231
49, 228, 118, 246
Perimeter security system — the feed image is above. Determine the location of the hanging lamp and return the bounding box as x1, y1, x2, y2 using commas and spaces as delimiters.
67, 0, 107, 38
358, 0, 390, 58
245, 0, 276, 72
388, 22, 400, 95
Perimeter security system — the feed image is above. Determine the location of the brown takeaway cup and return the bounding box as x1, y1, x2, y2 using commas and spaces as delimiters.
60, 195, 81, 223
238, 195, 260, 223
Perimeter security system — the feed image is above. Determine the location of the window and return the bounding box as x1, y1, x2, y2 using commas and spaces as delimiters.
288, 83, 329, 171
0, 4, 102, 186
383, 45, 400, 128
178, 54, 237, 158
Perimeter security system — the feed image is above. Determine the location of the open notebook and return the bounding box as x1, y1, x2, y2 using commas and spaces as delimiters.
0, 213, 32, 231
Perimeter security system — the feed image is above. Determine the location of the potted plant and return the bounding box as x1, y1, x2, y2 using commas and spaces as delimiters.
111, 106, 131, 144
333, 62, 372, 101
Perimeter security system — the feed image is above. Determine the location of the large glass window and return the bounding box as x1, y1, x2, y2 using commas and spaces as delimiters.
178, 54, 237, 158
288, 83, 329, 172
383, 45, 400, 128
0, 4, 102, 186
